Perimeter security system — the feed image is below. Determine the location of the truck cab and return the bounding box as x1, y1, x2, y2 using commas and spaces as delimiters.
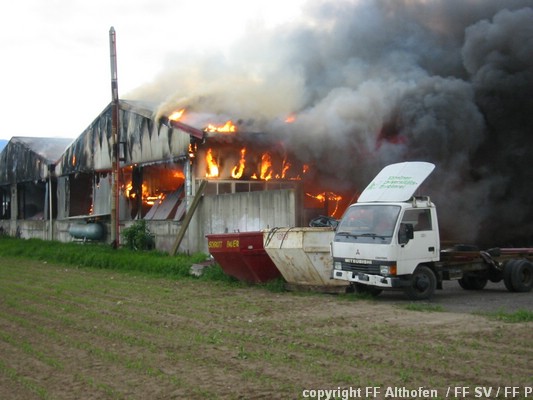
331, 162, 440, 299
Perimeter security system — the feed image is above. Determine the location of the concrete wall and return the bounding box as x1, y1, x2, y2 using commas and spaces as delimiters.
0, 220, 48, 240
0, 188, 297, 255
121, 188, 297, 254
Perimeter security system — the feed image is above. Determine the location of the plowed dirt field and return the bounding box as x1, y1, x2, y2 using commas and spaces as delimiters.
1, 257, 532, 399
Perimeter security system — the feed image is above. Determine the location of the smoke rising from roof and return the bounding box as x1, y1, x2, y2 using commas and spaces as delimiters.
128, 0, 533, 246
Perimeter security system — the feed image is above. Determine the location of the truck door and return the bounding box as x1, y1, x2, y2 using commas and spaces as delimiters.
397, 209, 439, 270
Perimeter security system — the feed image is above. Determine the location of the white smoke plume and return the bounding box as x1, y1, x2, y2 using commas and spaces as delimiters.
128, 0, 533, 246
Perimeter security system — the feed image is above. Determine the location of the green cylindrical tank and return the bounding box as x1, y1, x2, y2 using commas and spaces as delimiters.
68, 223, 105, 241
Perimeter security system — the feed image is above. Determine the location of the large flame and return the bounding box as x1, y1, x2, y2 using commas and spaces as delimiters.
280, 158, 291, 179
206, 120, 237, 133
205, 148, 220, 178
251, 152, 273, 181
168, 109, 186, 121
260, 153, 273, 180
231, 148, 246, 179
199, 145, 312, 181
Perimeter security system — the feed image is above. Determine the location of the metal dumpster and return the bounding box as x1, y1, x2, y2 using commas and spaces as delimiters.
263, 227, 349, 292
206, 231, 282, 283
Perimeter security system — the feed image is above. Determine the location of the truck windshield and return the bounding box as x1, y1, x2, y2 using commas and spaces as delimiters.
335, 204, 400, 244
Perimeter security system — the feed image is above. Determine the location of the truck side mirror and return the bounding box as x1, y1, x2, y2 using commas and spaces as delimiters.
399, 223, 414, 245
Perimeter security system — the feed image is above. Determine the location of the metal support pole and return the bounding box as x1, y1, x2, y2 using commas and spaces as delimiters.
48, 167, 53, 240
109, 26, 120, 248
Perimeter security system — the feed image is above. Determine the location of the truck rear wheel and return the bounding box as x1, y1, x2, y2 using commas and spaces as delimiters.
503, 260, 517, 292
510, 259, 533, 292
404, 265, 436, 300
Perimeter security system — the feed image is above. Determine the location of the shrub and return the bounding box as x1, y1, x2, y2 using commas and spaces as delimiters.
121, 220, 155, 251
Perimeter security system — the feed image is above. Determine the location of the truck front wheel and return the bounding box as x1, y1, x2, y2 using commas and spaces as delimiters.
404, 265, 436, 300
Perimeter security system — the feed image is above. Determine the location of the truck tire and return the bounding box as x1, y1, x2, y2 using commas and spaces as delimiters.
510, 259, 533, 292
503, 260, 517, 292
458, 275, 488, 290
404, 265, 436, 300
353, 283, 383, 297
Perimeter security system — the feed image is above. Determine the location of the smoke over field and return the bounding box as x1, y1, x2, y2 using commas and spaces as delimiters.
129, 0, 533, 246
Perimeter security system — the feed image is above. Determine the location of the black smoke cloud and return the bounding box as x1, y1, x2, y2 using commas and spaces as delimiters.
129, 0, 533, 246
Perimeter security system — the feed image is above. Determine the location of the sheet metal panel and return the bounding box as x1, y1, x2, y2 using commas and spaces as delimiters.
200, 188, 296, 235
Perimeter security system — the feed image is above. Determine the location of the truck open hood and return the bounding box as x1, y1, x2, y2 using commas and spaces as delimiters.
358, 161, 435, 202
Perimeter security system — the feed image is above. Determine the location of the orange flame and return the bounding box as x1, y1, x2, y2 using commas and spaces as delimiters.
285, 114, 296, 123
125, 182, 134, 198
140, 183, 167, 206
188, 143, 196, 160
169, 109, 186, 121
145, 192, 165, 206
231, 148, 246, 179
205, 148, 219, 178
206, 120, 237, 133
281, 158, 291, 179
259, 153, 273, 180
306, 191, 343, 217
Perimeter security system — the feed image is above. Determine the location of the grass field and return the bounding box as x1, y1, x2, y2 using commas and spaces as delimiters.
0, 238, 532, 399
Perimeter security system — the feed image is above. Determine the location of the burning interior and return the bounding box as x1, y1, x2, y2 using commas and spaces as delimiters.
122, 163, 186, 220
176, 112, 354, 224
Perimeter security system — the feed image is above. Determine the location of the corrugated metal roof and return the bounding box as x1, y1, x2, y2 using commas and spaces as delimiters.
11, 137, 74, 162
0, 137, 74, 185
56, 100, 195, 176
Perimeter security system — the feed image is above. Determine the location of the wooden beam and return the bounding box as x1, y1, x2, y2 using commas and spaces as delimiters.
171, 180, 207, 255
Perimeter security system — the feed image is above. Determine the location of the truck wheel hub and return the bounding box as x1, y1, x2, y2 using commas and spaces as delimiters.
415, 276, 430, 290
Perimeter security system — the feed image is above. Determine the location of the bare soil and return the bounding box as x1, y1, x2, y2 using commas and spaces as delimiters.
0, 257, 532, 399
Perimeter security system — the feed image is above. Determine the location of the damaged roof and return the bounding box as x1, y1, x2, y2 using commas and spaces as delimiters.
0, 137, 73, 185
0, 99, 204, 183
56, 100, 196, 175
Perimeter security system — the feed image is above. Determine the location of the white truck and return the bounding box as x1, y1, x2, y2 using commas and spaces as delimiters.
331, 162, 533, 300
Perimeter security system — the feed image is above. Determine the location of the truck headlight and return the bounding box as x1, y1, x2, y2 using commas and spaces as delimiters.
380, 265, 390, 275
380, 264, 397, 276
334, 261, 342, 270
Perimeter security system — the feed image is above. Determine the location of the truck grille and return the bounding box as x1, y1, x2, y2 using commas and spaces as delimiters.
341, 263, 380, 275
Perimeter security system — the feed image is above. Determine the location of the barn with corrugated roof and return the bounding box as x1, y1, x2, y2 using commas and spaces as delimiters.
1, 99, 342, 253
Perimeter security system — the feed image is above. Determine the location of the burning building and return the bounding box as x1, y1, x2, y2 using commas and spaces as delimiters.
129, 0, 533, 248
2, 0, 532, 250
0, 99, 353, 253
32, 100, 347, 252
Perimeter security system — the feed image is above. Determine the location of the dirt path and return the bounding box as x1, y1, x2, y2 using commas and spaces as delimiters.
0, 258, 532, 399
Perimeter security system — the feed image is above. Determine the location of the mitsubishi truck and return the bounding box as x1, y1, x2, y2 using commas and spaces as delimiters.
331, 162, 533, 300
